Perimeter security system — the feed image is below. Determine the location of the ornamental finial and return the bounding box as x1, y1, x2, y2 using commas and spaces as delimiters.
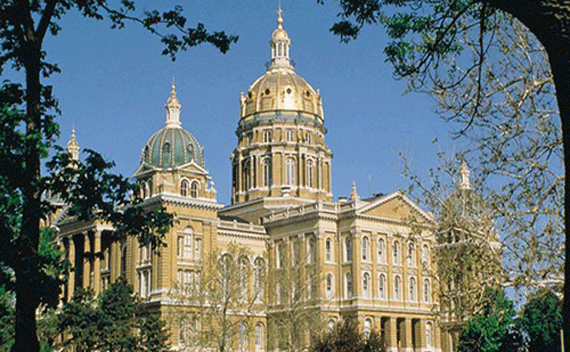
165, 80, 182, 128
67, 124, 80, 161
277, 6, 283, 29
458, 161, 471, 190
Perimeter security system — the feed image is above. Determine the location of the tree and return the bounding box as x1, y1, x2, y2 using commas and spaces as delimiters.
311, 319, 385, 352
521, 289, 563, 352
268, 238, 324, 352
458, 288, 521, 352
57, 277, 170, 352
168, 243, 264, 352
321, 1, 570, 349
0, 1, 237, 351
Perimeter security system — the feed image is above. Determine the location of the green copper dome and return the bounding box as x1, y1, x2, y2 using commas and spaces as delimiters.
141, 127, 204, 169
140, 82, 205, 169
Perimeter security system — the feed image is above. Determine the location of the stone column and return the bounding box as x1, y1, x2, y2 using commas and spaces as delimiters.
67, 237, 75, 300
82, 233, 91, 289
93, 231, 102, 294
415, 320, 426, 351
400, 318, 413, 352
384, 317, 398, 352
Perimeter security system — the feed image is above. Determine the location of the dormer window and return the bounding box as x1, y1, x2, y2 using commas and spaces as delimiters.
180, 179, 189, 197
190, 181, 199, 198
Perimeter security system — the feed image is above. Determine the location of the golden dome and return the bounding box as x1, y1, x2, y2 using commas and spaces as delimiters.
239, 8, 324, 121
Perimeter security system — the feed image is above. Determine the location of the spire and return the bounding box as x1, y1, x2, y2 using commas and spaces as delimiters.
66, 124, 80, 161
350, 180, 360, 201
269, 7, 292, 69
458, 161, 471, 190
165, 80, 182, 128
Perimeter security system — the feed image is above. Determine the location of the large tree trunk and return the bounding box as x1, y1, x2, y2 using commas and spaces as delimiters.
12, 40, 43, 352
489, 1, 570, 351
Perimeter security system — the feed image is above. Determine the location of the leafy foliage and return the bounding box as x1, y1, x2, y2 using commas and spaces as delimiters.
311, 319, 385, 352
458, 288, 521, 352
521, 289, 562, 352
0, 1, 235, 350
57, 277, 170, 352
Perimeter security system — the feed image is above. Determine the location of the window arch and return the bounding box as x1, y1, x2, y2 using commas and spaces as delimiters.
307, 236, 316, 264
190, 181, 199, 198
255, 323, 264, 351
344, 236, 352, 262
262, 157, 272, 187
243, 159, 251, 190
363, 272, 370, 298
422, 244, 430, 266
286, 158, 295, 186
393, 241, 400, 265
238, 257, 249, 301
325, 238, 333, 262
363, 318, 372, 338
179, 228, 192, 259
409, 277, 416, 301
377, 239, 385, 263
307, 159, 314, 188
345, 272, 353, 299
254, 258, 265, 301
362, 236, 369, 261
394, 275, 401, 300
424, 278, 431, 302
426, 322, 433, 348
239, 322, 248, 351
180, 179, 189, 197
408, 242, 416, 266
264, 130, 272, 143
379, 274, 386, 299
326, 273, 333, 298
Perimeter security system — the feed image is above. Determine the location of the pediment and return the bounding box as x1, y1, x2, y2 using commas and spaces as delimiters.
357, 191, 434, 224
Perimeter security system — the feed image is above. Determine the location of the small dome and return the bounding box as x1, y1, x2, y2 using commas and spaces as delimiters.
141, 127, 204, 169
140, 83, 205, 169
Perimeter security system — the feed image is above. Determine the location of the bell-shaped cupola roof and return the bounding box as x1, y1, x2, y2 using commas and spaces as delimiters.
140, 83, 205, 169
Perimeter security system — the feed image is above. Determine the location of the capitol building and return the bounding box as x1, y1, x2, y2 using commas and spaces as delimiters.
54, 9, 494, 352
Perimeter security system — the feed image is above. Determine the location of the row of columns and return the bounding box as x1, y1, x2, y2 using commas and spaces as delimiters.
381, 317, 439, 352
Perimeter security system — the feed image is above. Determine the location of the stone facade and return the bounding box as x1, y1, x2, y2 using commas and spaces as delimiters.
55, 9, 455, 352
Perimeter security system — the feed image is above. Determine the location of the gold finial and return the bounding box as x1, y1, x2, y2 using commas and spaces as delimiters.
165, 80, 182, 128
277, 6, 283, 28
350, 180, 359, 201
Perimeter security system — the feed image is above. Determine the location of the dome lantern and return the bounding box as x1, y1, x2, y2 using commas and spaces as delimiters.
67, 125, 80, 161
458, 161, 470, 190
270, 7, 292, 69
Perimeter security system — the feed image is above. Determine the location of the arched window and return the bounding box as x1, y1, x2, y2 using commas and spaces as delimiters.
363, 319, 372, 338
393, 241, 400, 265
264, 130, 272, 143
190, 181, 199, 198
306, 133, 312, 144
328, 320, 335, 331
254, 258, 265, 301
394, 275, 401, 300
344, 236, 352, 262
345, 272, 353, 298
238, 257, 248, 301
180, 179, 189, 197
239, 322, 247, 351
307, 159, 314, 188
326, 273, 333, 298
262, 158, 272, 187
195, 238, 201, 258
422, 245, 430, 266
363, 272, 370, 298
408, 242, 416, 266
147, 180, 153, 197
362, 236, 369, 261
424, 279, 431, 302
426, 322, 433, 348
308, 236, 316, 264
287, 130, 294, 142
243, 160, 251, 190
143, 146, 149, 163
276, 243, 284, 269
409, 277, 416, 301
379, 274, 386, 299
255, 323, 264, 351
325, 238, 333, 262
377, 239, 385, 263
286, 158, 295, 186
182, 228, 192, 259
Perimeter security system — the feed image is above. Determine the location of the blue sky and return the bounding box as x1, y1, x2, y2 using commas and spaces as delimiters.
36, 1, 461, 204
